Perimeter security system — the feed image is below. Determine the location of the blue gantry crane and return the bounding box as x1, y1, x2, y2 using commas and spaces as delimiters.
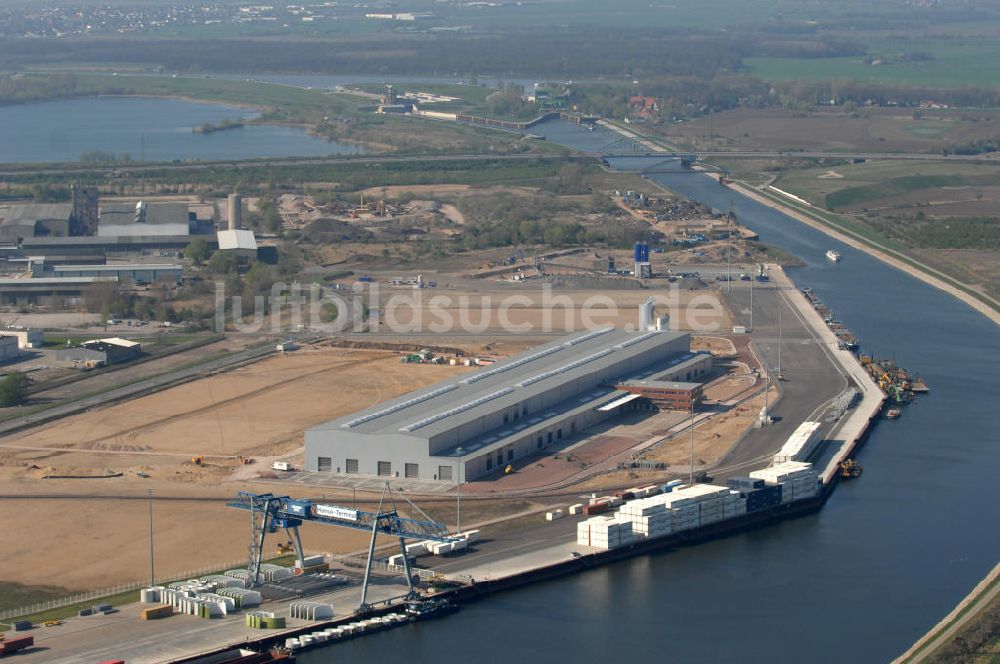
228, 484, 457, 610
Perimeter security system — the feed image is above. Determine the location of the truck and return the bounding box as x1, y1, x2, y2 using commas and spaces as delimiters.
271, 461, 291, 472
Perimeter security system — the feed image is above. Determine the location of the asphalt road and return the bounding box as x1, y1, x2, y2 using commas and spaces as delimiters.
711, 280, 848, 478
593, 150, 1000, 162
0, 152, 567, 177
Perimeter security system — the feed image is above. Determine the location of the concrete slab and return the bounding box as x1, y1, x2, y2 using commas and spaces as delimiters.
17, 578, 411, 664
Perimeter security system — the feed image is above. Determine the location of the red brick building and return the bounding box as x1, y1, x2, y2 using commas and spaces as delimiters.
615, 379, 703, 411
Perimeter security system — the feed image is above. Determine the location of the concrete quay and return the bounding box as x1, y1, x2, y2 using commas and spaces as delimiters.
768, 266, 886, 483
15, 577, 410, 664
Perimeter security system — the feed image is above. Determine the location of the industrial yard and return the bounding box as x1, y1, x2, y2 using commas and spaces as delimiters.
0, 102, 955, 664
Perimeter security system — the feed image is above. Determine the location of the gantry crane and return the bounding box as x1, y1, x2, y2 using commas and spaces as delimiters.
228, 484, 457, 611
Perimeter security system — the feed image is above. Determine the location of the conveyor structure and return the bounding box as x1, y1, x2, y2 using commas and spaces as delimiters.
228, 485, 457, 610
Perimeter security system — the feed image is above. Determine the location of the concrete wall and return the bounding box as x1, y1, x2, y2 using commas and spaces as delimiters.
0, 329, 43, 349
0, 335, 19, 360
98, 223, 190, 238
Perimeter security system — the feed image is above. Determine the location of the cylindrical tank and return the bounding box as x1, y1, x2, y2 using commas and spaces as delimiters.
639, 297, 655, 331
227, 193, 242, 230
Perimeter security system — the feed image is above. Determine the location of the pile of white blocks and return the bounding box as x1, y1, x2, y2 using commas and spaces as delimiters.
750, 461, 819, 502
576, 516, 633, 550
290, 601, 334, 620
216, 587, 262, 608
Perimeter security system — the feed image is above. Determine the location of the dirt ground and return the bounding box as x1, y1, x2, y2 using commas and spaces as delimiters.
0, 347, 458, 463
0, 322, 737, 593
373, 284, 732, 333
0, 486, 536, 591
663, 107, 1000, 154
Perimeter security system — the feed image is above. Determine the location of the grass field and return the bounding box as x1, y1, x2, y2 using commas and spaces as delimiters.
746, 42, 1000, 88
662, 108, 1000, 155
72, 73, 360, 116
763, 159, 1000, 302
773, 161, 1000, 211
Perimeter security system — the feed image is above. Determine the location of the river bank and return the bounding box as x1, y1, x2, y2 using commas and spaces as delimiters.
895, 561, 1000, 663
732, 179, 1000, 327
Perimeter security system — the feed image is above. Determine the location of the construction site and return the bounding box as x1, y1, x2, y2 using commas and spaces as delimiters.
0, 148, 909, 664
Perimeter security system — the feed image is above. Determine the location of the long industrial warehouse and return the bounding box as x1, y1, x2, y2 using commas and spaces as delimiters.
305, 327, 711, 481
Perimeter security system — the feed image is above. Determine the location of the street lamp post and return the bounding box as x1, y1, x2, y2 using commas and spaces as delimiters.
688, 402, 696, 484
147, 488, 155, 587
455, 447, 464, 535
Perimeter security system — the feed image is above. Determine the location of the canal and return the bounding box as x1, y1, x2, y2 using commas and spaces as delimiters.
300, 119, 1000, 663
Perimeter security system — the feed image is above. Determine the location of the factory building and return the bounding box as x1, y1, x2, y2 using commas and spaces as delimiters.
615, 379, 704, 411
43, 263, 182, 284
70, 185, 99, 236
0, 336, 20, 361
98, 202, 192, 238
56, 337, 141, 368
0, 328, 44, 349
305, 328, 712, 482
0, 204, 72, 242
216, 229, 258, 260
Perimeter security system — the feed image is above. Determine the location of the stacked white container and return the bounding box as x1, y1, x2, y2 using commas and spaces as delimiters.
773, 421, 823, 464
657, 492, 699, 531
723, 491, 749, 519
616, 497, 671, 538
584, 516, 632, 550
750, 461, 819, 503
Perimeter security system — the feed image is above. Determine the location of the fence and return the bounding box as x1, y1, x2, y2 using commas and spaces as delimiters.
0, 558, 249, 623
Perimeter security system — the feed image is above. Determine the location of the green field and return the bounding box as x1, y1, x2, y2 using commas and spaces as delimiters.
747, 43, 1000, 88
773, 161, 1000, 210
74, 73, 360, 115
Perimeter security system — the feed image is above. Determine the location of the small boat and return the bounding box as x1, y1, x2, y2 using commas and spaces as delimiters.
886, 408, 902, 419
839, 459, 863, 479
405, 597, 458, 621
826, 249, 842, 262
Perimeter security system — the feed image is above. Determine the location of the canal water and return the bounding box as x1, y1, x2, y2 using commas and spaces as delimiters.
0, 96, 359, 164
301, 119, 1000, 663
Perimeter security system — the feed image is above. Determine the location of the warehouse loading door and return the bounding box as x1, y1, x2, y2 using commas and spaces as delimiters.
405, 463, 419, 478
317, 457, 332, 471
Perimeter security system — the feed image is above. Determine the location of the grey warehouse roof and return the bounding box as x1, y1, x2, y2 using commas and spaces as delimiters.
0, 203, 72, 225
312, 327, 688, 440
100, 202, 189, 227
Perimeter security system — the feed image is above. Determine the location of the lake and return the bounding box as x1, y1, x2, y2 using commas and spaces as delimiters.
0, 96, 361, 164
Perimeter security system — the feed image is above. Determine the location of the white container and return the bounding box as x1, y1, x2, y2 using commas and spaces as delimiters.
545, 509, 565, 521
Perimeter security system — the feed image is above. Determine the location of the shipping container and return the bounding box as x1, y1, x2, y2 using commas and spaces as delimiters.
0, 636, 34, 655
140, 604, 173, 620
727, 476, 765, 492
